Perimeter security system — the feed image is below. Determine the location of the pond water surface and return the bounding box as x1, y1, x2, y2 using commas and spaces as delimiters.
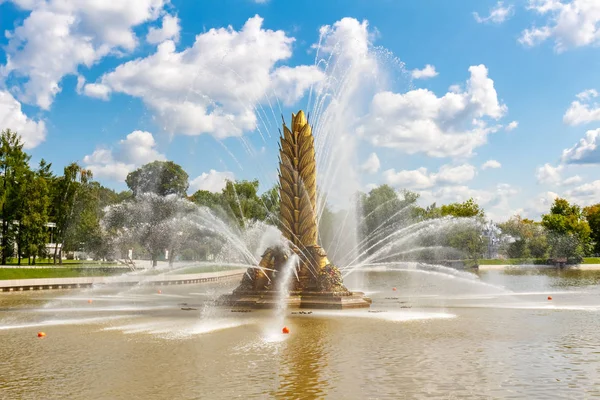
1, 268, 600, 399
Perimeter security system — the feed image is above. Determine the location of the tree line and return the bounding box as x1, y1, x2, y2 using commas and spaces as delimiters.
0, 129, 130, 264
3, 128, 598, 266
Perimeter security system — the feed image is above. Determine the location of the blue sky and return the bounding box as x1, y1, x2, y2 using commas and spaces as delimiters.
1, 0, 600, 221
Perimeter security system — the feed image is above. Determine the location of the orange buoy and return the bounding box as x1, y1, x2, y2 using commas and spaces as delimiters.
37, 332, 46, 338
88, 299, 93, 304
392, 287, 397, 291
157, 289, 162, 294
282, 326, 290, 334
548, 296, 552, 301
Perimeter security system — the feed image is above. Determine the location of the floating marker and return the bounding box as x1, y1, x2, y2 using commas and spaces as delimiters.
282, 326, 290, 334
157, 289, 162, 294
37, 332, 46, 338
88, 299, 93, 304
392, 287, 397, 291
548, 296, 552, 301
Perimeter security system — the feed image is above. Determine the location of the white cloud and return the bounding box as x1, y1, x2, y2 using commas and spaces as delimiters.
85, 16, 324, 139
270, 65, 326, 106
576, 89, 599, 101
0, 90, 46, 148
83, 130, 166, 181
535, 163, 563, 184
146, 14, 181, 44
534, 161, 583, 186
520, 0, 600, 52
563, 89, 600, 125
474, 1, 515, 24
518, 26, 552, 46
506, 120, 518, 131
365, 183, 378, 192
1, 0, 168, 109
561, 128, 600, 164
384, 163, 476, 189
563, 175, 583, 185
524, 190, 559, 217
411, 64, 438, 79
360, 152, 380, 174
384, 167, 433, 189
189, 170, 234, 193
566, 180, 600, 205
358, 64, 507, 158
83, 83, 111, 100
482, 159, 502, 169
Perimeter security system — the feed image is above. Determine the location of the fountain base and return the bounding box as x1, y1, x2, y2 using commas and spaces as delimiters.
218, 290, 372, 309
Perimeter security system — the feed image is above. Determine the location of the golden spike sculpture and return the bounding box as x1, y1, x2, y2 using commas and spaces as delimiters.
278, 110, 318, 248
228, 110, 370, 306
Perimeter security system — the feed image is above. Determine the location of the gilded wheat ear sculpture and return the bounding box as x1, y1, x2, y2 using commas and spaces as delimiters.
221, 110, 371, 308
278, 110, 318, 248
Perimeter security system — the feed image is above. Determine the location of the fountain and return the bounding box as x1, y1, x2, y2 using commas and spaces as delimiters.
219, 111, 372, 309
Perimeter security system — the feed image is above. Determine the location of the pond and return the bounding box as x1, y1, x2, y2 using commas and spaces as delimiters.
1, 268, 599, 399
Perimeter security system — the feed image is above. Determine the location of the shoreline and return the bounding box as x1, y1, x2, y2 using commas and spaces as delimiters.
478, 264, 600, 271
0, 268, 246, 292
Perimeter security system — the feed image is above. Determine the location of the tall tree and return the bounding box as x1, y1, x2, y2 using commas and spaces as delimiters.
17, 163, 51, 264
126, 161, 189, 197
0, 129, 31, 264
51, 163, 92, 264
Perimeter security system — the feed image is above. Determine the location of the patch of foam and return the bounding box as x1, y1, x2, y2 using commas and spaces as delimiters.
313, 310, 456, 322
104, 318, 255, 339
33, 305, 172, 313
0, 315, 133, 331
490, 304, 600, 312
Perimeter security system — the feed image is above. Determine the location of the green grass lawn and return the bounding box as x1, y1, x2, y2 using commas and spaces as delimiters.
581, 257, 600, 264
2, 258, 118, 266
0, 264, 238, 280
479, 258, 600, 265
0, 267, 129, 280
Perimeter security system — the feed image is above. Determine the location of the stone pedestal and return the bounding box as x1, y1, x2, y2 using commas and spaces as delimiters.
218, 290, 372, 310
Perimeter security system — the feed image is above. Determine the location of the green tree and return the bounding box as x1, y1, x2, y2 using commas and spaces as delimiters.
439, 198, 484, 218
68, 182, 123, 260
17, 163, 51, 264
220, 180, 267, 227
126, 161, 189, 197
418, 198, 487, 261
260, 184, 280, 226
189, 190, 222, 209
50, 163, 93, 264
498, 215, 549, 259
104, 193, 197, 267
0, 129, 31, 264
358, 185, 419, 255
542, 198, 591, 258
584, 204, 600, 255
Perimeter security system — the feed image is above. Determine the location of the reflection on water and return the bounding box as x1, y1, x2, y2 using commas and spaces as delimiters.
1, 269, 600, 399
272, 319, 330, 399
